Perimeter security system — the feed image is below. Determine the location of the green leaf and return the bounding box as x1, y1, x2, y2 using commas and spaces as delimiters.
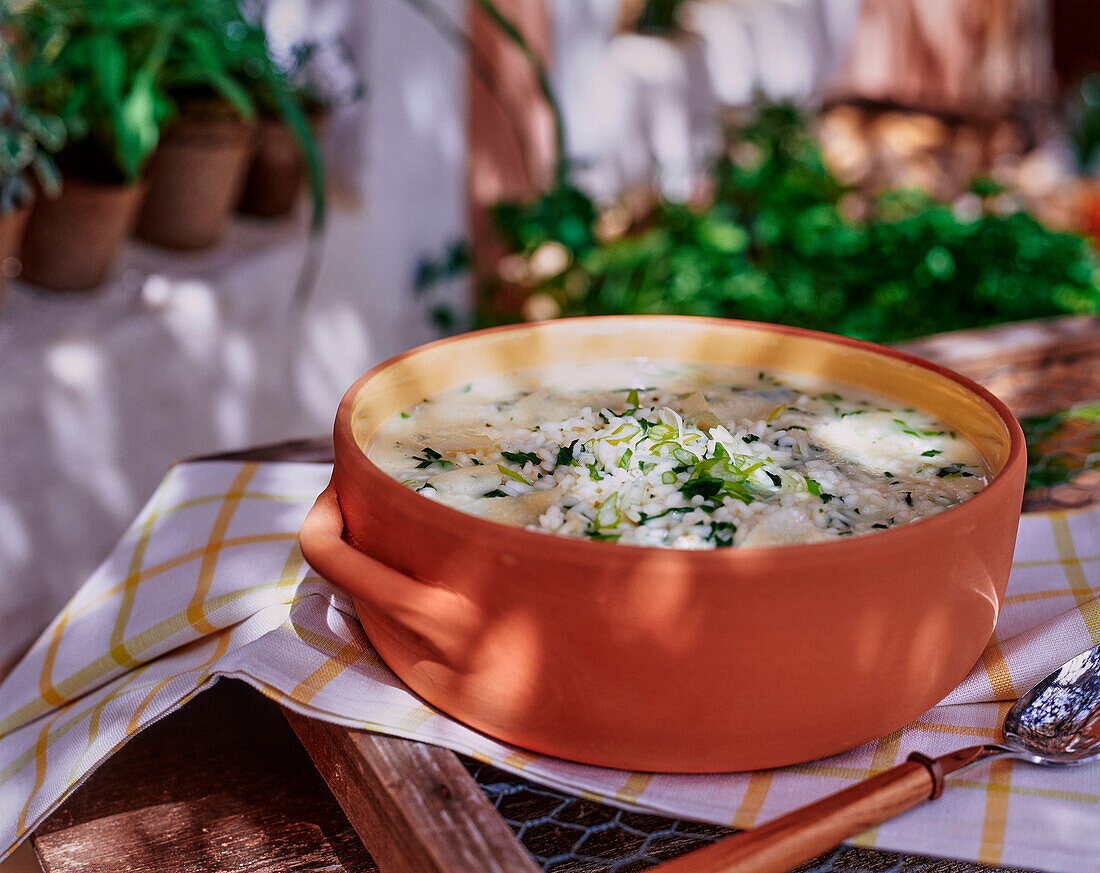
90, 34, 126, 103
116, 78, 160, 180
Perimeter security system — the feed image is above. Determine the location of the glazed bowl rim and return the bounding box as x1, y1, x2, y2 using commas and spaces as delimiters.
334, 315, 1026, 563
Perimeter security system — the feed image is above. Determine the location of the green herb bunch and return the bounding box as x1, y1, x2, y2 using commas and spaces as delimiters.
466, 103, 1100, 344
0, 34, 64, 213
10, 0, 323, 223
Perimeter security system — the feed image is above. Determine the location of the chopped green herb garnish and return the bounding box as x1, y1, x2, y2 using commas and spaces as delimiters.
399, 411, 410, 419
765, 471, 782, 487
618, 449, 633, 469
594, 492, 620, 530
640, 505, 695, 522
708, 521, 737, 547
904, 492, 914, 506
482, 489, 508, 498
680, 479, 723, 500
741, 434, 760, 443
936, 464, 975, 478
497, 465, 532, 485
413, 447, 454, 469
920, 449, 941, 457
805, 479, 822, 496
502, 450, 541, 466
872, 523, 888, 529
556, 440, 579, 466
672, 447, 698, 465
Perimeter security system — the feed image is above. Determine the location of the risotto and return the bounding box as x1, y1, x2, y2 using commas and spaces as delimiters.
367, 361, 988, 549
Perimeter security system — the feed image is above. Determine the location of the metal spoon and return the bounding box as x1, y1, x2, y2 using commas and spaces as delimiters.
660, 643, 1100, 873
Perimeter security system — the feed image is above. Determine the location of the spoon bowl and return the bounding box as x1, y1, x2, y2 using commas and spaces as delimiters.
1004, 644, 1100, 765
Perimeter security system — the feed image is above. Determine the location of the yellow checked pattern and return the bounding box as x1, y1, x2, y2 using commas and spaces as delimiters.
1, 461, 1099, 870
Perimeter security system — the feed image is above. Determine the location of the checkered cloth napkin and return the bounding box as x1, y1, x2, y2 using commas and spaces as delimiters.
2, 461, 1099, 870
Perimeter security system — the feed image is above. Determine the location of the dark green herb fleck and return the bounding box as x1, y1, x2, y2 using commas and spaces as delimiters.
502, 450, 541, 466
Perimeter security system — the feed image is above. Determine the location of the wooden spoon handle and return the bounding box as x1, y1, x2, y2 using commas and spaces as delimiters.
657, 756, 942, 873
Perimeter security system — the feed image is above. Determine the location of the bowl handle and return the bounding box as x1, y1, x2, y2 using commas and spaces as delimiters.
300, 480, 486, 644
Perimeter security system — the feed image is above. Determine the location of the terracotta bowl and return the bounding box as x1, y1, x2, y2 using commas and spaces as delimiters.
299, 316, 1025, 772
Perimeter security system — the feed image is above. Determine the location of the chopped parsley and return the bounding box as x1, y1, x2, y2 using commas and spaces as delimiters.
501, 450, 541, 466
639, 506, 695, 522
936, 464, 975, 478
556, 440, 579, 466
707, 521, 738, 547
681, 479, 723, 500
413, 447, 455, 469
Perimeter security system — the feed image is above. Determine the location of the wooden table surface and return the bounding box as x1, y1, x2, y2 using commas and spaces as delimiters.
21, 316, 1100, 873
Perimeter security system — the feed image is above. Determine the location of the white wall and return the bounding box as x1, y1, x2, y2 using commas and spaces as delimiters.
0, 0, 469, 667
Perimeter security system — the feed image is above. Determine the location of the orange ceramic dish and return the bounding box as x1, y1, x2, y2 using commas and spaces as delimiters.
299, 316, 1026, 773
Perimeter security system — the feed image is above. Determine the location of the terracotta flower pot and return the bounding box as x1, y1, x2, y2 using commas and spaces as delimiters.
0, 203, 31, 299
135, 112, 256, 249
20, 178, 145, 292
300, 316, 1026, 773
237, 119, 306, 218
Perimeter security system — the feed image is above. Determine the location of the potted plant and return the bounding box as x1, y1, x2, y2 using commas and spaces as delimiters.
0, 41, 63, 297
135, 0, 324, 247
10, 0, 172, 291
238, 35, 361, 218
